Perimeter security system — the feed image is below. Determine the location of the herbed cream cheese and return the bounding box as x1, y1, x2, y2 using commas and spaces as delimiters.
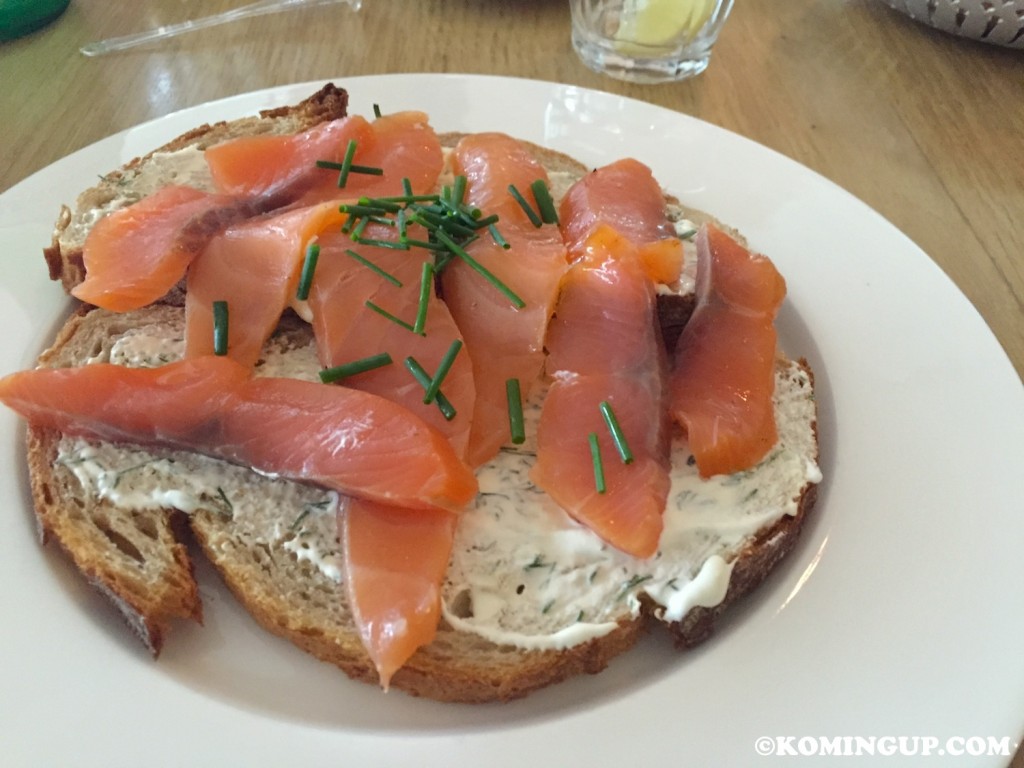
58, 317, 820, 652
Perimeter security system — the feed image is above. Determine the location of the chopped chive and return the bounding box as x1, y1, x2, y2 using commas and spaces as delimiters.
336, 139, 358, 188
348, 164, 384, 176
508, 184, 543, 228
344, 248, 402, 287
530, 179, 559, 225
375, 193, 437, 204
432, 229, 525, 309
315, 159, 384, 178
423, 339, 463, 405
413, 261, 434, 335
452, 175, 467, 206
488, 223, 511, 249
319, 352, 393, 384
401, 177, 414, 197
296, 242, 320, 301
353, 237, 410, 251
340, 203, 394, 218
212, 300, 229, 356
402, 237, 446, 252
470, 213, 500, 229
372, 103, 382, 118
408, 208, 477, 238
358, 196, 402, 213
506, 378, 525, 444
365, 300, 415, 333
350, 217, 370, 241
599, 400, 634, 464
341, 214, 359, 234
404, 356, 457, 420
589, 433, 606, 494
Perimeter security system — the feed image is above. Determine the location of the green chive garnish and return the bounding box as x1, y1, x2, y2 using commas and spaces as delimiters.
404, 356, 457, 420
365, 300, 415, 333
352, 237, 409, 251
432, 229, 525, 309
344, 249, 403, 287
296, 242, 320, 301
589, 432, 607, 494
599, 400, 634, 464
413, 261, 434, 335
372, 103, 382, 118
316, 159, 381, 176
336, 140, 358, 187
212, 300, 229, 356
423, 339, 463, 405
401, 177, 414, 197
340, 203, 394, 218
358, 196, 402, 213
351, 217, 370, 241
471, 213, 500, 229
506, 378, 525, 444
488, 223, 511, 250
530, 179, 559, 225
508, 183, 543, 228
452, 175, 467, 206
319, 352, 393, 384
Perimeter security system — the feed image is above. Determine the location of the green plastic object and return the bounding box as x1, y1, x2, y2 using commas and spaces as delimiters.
0, 0, 70, 41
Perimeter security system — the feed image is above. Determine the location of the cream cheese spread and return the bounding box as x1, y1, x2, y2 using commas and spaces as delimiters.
56, 301, 819, 653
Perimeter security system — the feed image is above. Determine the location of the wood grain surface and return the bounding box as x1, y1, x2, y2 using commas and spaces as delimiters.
1, 0, 1021, 763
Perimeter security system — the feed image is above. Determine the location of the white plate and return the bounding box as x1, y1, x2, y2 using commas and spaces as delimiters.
1, 75, 1022, 766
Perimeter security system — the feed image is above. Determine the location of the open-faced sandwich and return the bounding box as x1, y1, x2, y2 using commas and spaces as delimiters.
0, 83, 821, 702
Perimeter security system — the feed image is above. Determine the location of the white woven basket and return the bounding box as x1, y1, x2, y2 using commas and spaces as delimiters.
882, 0, 1024, 48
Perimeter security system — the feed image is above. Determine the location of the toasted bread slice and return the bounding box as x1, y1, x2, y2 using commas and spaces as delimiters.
20, 86, 820, 701
27, 301, 818, 701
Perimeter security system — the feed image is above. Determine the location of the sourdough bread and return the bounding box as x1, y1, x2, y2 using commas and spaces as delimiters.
20, 85, 821, 701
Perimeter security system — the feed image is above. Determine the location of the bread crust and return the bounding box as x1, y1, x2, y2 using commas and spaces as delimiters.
18, 89, 821, 702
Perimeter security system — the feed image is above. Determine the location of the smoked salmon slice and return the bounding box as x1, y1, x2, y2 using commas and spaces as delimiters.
308, 225, 476, 461
558, 158, 683, 285
531, 227, 670, 559
205, 111, 443, 207
72, 185, 260, 312
184, 201, 347, 367
440, 133, 568, 466
339, 498, 457, 690
205, 116, 375, 199
0, 356, 478, 512
307, 223, 474, 683
670, 224, 787, 478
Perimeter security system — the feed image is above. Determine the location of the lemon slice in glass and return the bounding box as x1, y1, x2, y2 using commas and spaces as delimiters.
616, 0, 717, 49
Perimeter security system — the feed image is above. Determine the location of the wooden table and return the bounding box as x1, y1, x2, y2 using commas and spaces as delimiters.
2, 0, 1022, 763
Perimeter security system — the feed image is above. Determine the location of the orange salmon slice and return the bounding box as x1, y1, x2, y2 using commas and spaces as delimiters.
532, 232, 670, 559
72, 185, 257, 312
340, 498, 457, 690
0, 356, 477, 512
205, 111, 443, 207
441, 133, 568, 467
558, 158, 683, 284
670, 224, 787, 478
184, 201, 347, 367
309, 226, 475, 461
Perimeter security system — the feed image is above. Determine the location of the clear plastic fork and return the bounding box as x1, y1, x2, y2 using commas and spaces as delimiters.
80, 0, 362, 57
